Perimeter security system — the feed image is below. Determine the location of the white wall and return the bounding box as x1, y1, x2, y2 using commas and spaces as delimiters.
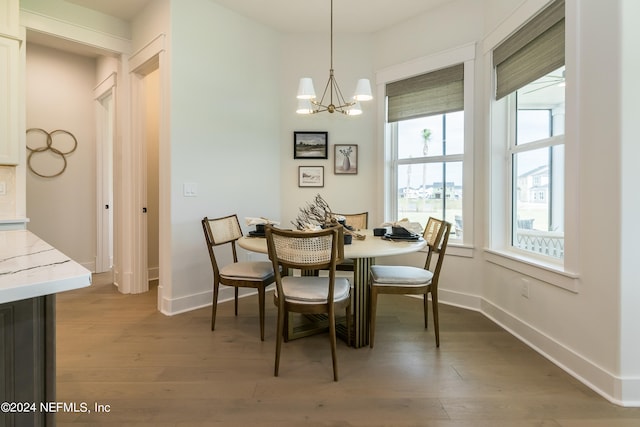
482, 0, 637, 405
163, 0, 281, 312
619, 0, 640, 403
20, 0, 130, 39
279, 32, 377, 228
372, 0, 488, 310
25, 43, 96, 268
370, 0, 640, 405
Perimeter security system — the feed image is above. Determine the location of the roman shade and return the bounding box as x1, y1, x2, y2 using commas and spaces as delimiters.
386, 63, 464, 123
493, 0, 565, 100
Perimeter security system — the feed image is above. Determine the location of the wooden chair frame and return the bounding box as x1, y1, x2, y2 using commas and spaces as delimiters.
265, 225, 351, 381
369, 217, 451, 348
331, 212, 368, 271
202, 215, 275, 341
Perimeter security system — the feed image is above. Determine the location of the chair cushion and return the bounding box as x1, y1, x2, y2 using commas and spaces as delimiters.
370, 265, 433, 287
280, 276, 350, 304
220, 261, 274, 280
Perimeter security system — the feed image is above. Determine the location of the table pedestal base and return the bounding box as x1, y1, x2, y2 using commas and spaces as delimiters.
284, 257, 374, 349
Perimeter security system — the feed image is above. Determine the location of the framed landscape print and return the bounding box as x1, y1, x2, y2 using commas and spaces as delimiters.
294, 131, 328, 159
334, 144, 358, 174
298, 166, 324, 187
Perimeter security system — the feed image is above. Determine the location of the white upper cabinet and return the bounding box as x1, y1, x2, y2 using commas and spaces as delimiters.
0, 36, 19, 165
0, 0, 19, 165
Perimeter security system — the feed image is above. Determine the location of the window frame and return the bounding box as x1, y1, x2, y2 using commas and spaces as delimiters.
376, 43, 476, 257
484, 0, 580, 292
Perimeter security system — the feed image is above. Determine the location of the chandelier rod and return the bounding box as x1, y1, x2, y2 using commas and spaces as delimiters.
329, 0, 335, 106
330, 0, 334, 71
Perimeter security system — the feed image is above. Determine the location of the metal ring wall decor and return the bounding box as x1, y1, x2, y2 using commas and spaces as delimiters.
26, 128, 78, 178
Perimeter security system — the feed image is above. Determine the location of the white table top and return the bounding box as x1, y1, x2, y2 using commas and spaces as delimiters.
238, 229, 427, 259
0, 230, 92, 304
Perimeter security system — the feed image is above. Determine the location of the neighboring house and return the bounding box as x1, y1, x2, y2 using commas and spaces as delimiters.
517, 165, 549, 203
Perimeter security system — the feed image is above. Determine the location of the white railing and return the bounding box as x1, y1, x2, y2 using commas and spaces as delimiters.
514, 229, 564, 259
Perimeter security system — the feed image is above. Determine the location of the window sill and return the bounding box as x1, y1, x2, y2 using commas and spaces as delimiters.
484, 248, 579, 293
447, 243, 474, 258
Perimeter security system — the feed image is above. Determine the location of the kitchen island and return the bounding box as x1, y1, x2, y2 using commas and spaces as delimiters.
0, 230, 91, 427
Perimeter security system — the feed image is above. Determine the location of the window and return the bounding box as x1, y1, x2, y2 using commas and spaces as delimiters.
510, 68, 565, 259
386, 62, 466, 241
493, 0, 565, 261
393, 112, 464, 238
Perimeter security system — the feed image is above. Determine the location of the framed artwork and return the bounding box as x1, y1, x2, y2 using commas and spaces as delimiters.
334, 144, 358, 174
298, 166, 324, 187
294, 131, 328, 159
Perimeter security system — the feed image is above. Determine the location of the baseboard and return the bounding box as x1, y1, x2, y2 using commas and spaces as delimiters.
148, 266, 159, 281
159, 286, 273, 316
479, 298, 640, 406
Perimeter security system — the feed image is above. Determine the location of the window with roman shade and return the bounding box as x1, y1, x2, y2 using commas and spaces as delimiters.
384, 62, 466, 242
493, 0, 565, 100
489, 0, 567, 264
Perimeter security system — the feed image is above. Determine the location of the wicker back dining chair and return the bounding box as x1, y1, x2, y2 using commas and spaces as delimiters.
202, 214, 275, 341
265, 225, 351, 381
331, 212, 368, 272
369, 217, 451, 348
334, 212, 368, 231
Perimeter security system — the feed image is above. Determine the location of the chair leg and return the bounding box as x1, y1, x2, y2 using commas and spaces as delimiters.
274, 306, 284, 377
258, 287, 266, 341
211, 281, 220, 331
423, 293, 429, 329
328, 307, 339, 381
345, 304, 352, 347
234, 287, 239, 316
431, 291, 440, 347
369, 287, 378, 348
283, 310, 290, 343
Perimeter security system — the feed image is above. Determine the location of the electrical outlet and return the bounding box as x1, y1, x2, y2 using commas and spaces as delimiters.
521, 278, 530, 299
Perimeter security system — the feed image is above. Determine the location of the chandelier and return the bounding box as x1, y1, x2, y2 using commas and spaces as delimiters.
296, 0, 372, 115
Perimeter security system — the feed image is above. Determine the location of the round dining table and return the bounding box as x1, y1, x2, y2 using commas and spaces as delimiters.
238, 229, 427, 348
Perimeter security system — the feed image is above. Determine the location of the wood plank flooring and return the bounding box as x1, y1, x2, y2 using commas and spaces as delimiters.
54, 274, 640, 426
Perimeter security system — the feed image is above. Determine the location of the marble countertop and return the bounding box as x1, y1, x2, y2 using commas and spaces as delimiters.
0, 230, 91, 304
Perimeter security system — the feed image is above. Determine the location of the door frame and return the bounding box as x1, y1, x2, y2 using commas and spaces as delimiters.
126, 34, 168, 304
94, 73, 116, 274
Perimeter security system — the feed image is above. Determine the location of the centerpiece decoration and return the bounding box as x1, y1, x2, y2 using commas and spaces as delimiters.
292, 194, 365, 240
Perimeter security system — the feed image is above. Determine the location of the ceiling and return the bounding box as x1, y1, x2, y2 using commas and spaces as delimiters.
64, 0, 452, 33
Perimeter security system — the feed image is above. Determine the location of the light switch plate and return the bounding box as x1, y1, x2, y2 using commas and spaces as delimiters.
183, 182, 198, 197
0, 181, 6, 196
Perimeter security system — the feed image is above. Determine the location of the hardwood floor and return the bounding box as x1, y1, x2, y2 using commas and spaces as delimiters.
54, 274, 640, 426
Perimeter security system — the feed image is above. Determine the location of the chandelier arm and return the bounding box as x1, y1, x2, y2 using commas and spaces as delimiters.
315, 72, 335, 109
331, 76, 354, 110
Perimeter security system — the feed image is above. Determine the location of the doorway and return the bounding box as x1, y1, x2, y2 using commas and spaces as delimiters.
95, 75, 116, 274
143, 68, 160, 286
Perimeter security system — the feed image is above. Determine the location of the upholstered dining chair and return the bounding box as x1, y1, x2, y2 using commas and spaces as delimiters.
202, 215, 275, 341
265, 225, 351, 381
369, 217, 451, 348
331, 212, 368, 272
